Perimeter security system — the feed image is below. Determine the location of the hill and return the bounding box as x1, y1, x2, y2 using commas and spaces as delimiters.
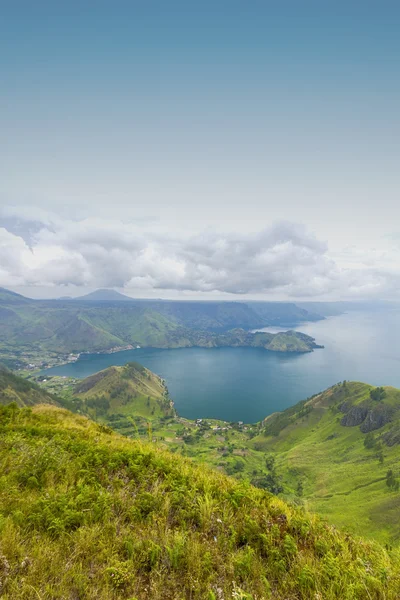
248, 301, 323, 324
0, 287, 323, 368
73, 362, 174, 428
0, 364, 57, 407
0, 286, 32, 304
253, 381, 400, 544
1, 402, 399, 599
160, 328, 322, 353
32, 367, 400, 545
141, 300, 283, 330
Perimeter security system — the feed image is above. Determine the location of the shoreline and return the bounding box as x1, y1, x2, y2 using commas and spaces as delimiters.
13, 328, 323, 375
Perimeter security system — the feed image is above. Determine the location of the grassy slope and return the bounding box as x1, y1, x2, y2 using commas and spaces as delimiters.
0, 305, 123, 354
73, 362, 175, 423
251, 382, 400, 544
34, 369, 400, 545
1, 403, 400, 600
0, 365, 58, 407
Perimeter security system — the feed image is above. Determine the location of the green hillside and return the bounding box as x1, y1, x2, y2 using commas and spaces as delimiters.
73, 362, 175, 427
0, 288, 324, 368
253, 382, 400, 544
160, 328, 321, 353
143, 300, 271, 330
0, 364, 57, 407
34, 367, 400, 545
0, 287, 32, 304
0, 287, 323, 368
1, 402, 400, 599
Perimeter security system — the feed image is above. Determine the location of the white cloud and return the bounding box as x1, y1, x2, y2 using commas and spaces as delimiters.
0, 206, 399, 300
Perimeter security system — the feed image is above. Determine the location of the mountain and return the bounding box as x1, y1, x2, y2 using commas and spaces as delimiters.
73, 362, 175, 430
0, 287, 324, 367
76, 288, 135, 302
252, 381, 400, 544
1, 401, 399, 599
0, 363, 57, 407
297, 301, 351, 317
130, 299, 324, 330
142, 300, 274, 330
248, 301, 323, 324
0, 286, 32, 304
0, 302, 184, 360
297, 301, 400, 318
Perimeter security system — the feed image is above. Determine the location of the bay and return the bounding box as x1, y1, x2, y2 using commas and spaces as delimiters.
42, 309, 400, 423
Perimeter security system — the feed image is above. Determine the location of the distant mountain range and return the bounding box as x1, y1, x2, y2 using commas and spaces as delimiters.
0, 286, 326, 365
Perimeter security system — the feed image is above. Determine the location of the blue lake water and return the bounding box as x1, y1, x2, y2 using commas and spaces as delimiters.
43, 309, 400, 423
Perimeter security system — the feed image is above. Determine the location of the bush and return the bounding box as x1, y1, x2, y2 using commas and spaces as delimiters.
370, 387, 386, 402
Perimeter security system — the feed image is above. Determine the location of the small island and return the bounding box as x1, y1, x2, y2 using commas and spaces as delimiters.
165, 328, 323, 353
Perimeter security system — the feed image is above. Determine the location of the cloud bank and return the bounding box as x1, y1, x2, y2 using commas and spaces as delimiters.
0, 207, 399, 300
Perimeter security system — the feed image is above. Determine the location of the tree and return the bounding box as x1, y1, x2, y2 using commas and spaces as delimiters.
386, 469, 398, 490
370, 387, 386, 402
251, 472, 283, 494
232, 459, 245, 473
364, 432, 376, 449
265, 455, 275, 471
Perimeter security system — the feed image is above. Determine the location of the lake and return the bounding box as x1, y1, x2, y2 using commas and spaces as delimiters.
43, 308, 400, 423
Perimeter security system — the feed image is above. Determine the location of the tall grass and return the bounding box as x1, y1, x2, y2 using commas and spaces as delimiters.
0, 403, 399, 599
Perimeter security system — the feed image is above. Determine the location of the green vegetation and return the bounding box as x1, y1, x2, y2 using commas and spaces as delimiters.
16, 365, 400, 544
182, 328, 321, 353
370, 387, 386, 402
252, 382, 400, 544
73, 362, 175, 429
0, 364, 57, 407
1, 402, 400, 599
0, 287, 323, 368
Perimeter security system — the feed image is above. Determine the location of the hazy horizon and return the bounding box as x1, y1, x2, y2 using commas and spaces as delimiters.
3, 283, 400, 306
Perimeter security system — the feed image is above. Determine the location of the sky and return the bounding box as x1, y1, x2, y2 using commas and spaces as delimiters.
1, 1, 400, 300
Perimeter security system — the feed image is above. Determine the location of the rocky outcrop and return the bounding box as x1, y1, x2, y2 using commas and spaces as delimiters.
341, 405, 369, 427
339, 401, 351, 413
360, 404, 393, 433
340, 400, 393, 432
382, 427, 400, 447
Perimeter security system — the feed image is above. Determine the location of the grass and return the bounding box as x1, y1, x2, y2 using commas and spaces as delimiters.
251, 381, 400, 545
32, 370, 400, 545
73, 362, 175, 427
0, 365, 58, 408
1, 402, 400, 599
20, 364, 400, 545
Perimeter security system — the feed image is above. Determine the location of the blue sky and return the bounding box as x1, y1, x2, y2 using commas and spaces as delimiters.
1, 1, 400, 298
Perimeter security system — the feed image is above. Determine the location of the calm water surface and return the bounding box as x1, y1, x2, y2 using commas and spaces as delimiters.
43, 309, 400, 423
